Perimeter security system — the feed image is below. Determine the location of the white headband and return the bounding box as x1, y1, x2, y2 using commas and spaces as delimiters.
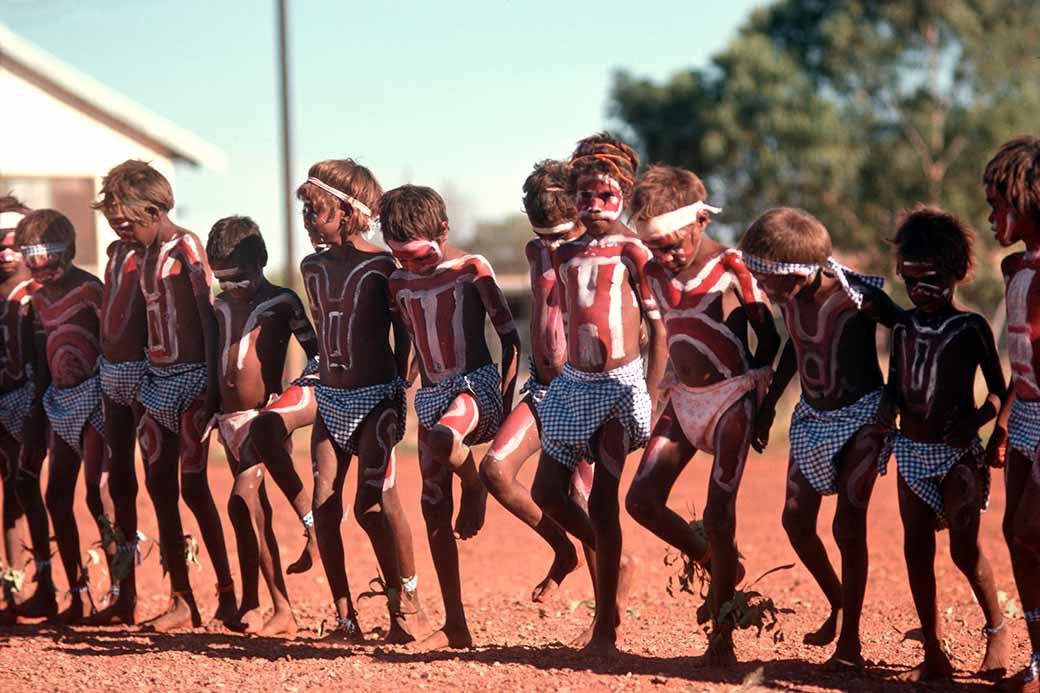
532, 221, 574, 236
638, 201, 721, 239
742, 254, 884, 309
306, 177, 372, 218
386, 238, 440, 255
0, 212, 26, 229
212, 267, 244, 279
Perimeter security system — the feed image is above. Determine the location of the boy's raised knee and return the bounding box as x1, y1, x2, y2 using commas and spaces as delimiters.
832, 508, 867, 548
781, 504, 814, 542
425, 426, 456, 463
624, 486, 656, 526
479, 455, 510, 493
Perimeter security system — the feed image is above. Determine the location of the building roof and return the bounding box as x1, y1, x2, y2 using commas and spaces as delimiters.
0, 22, 225, 170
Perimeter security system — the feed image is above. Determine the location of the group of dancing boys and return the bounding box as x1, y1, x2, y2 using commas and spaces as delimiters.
0, 131, 1038, 689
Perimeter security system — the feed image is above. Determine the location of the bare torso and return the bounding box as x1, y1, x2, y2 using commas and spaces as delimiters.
0, 276, 38, 392
138, 230, 211, 366
526, 239, 567, 383
101, 240, 148, 363
32, 268, 103, 389
1003, 251, 1040, 402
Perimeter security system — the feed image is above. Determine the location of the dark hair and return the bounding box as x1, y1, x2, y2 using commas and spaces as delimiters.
0, 194, 32, 216
567, 132, 640, 199
296, 159, 382, 238
738, 207, 831, 265
92, 160, 174, 223
522, 160, 576, 228
15, 209, 76, 259
379, 185, 448, 243
207, 215, 268, 268
629, 165, 708, 222
983, 136, 1040, 218
892, 205, 974, 282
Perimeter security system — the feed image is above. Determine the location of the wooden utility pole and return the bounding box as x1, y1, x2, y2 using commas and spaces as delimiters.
276, 0, 294, 288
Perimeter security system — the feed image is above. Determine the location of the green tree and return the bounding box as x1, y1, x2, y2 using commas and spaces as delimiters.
464, 212, 533, 275
611, 0, 1040, 309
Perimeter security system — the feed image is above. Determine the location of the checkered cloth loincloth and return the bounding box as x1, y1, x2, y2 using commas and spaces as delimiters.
99, 357, 148, 408
0, 379, 35, 442
1008, 397, 1040, 462
894, 434, 988, 526
790, 388, 890, 496
138, 362, 207, 434
537, 357, 651, 470
315, 378, 408, 455
43, 375, 105, 454
290, 355, 320, 387
414, 364, 503, 446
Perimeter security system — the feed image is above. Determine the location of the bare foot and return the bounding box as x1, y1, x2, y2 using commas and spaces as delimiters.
14, 588, 57, 620
206, 591, 238, 631
998, 668, 1040, 693
140, 592, 202, 632
694, 636, 738, 667
286, 526, 318, 575
803, 608, 840, 646
578, 634, 620, 659
257, 609, 297, 639
823, 651, 869, 673
408, 626, 473, 652
454, 481, 488, 540
895, 648, 954, 682
231, 606, 265, 633
83, 598, 137, 627
385, 589, 430, 644
531, 543, 579, 603
57, 595, 90, 625
322, 617, 366, 645
569, 622, 594, 649
979, 624, 1011, 679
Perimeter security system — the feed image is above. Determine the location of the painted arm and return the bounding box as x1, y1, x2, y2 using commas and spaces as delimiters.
859, 284, 904, 329
629, 248, 666, 409
752, 338, 796, 453
287, 290, 319, 361
876, 326, 902, 434
946, 318, 1007, 449
184, 245, 221, 417
18, 305, 50, 471
475, 271, 520, 416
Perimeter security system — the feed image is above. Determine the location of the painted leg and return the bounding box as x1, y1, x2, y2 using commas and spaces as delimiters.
381, 450, 429, 641
227, 458, 264, 633
12, 444, 55, 619
1005, 450, 1040, 692
45, 434, 88, 624
428, 393, 486, 539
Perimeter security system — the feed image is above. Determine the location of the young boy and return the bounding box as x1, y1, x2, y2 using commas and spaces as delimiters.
531, 133, 667, 658
479, 160, 594, 604
207, 215, 318, 638
121, 161, 234, 631
88, 162, 154, 625
984, 135, 1040, 692
300, 160, 426, 643
740, 207, 898, 670
625, 166, 780, 664
0, 197, 43, 620
882, 206, 1009, 681
382, 183, 520, 651
14, 209, 109, 623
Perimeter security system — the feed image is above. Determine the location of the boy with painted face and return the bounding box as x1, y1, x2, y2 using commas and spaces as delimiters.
14, 209, 111, 623
0, 197, 46, 621
299, 160, 426, 644
86, 161, 154, 626
383, 184, 520, 651
626, 166, 780, 664
207, 216, 318, 638
530, 133, 667, 658
739, 208, 899, 671
478, 161, 594, 606
124, 162, 234, 631
880, 207, 1009, 682
984, 135, 1040, 693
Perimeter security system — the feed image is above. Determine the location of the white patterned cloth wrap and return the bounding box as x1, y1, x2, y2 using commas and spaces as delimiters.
137, 362, 207, 434
742, 254, 884, 309
790, 388, 890, 495
315, 378, 408, 455
99, 357, 148, 408
537, 357, 651, 470
0, 379, 35, 442
217, 394, 278, 462
290, 355, 320, 387
894, 433, 987, 525
43, 375, 105, 454
1008, 397, 1040, 462
414, 364, 502, 446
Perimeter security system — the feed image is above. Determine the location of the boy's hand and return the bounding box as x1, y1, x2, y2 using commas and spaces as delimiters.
984, 425, 1008, 468
943, 411, 980, 448
874, 396, 898, 433
751, 404, 775, 453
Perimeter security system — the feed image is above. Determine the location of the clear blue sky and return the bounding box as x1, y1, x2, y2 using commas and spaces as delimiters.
4, 0, 762, 273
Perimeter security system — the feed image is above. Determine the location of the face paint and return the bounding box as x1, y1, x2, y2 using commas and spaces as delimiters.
532, 221, 576, 250
576, 176, 623, 229
643, 229, 699, 273
387, 238, 444, 274
0, 231, 22, 266
21, 243, 68, 284
898, 259, 954, 311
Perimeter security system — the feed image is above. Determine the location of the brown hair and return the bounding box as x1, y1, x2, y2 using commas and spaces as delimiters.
92, 160, 174, 224
983, 136, 1040, 218
0, 194, 32, 216
207, 215, 268, 268
15, 209, 76, 259
738, 207, 831, 265
892, 205, 975, 282
568, 132, 640, 199
296, 159, 382, 238
629, 165, 708, 223
379, 185, 448, 243
523, 160, 577, 228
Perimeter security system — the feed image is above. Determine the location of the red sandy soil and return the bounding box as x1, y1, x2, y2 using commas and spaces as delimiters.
0, 434, 1031, 692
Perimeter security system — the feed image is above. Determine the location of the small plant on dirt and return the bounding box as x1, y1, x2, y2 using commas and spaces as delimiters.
358, 573, 417, 617
1, 560, 25, 595
158, 534, 201, 576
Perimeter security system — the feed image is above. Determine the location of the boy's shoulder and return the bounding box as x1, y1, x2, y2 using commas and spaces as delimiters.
303, 247, 396, 273
1001, 250, 1040, 280
105, 239, 140, 260
161, 229, 206, 263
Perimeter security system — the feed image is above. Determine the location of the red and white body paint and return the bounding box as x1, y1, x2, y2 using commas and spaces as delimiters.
526, 239, 567, 378
575, 176, 624, 224
0, 277, 37, 391
101, 241, 147, 362
138, 234, 211, 366
33, 280, 103, 388
1003, 251, 1040, 401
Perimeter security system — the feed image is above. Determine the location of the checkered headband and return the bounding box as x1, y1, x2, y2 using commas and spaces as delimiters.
741, 254, 884, 309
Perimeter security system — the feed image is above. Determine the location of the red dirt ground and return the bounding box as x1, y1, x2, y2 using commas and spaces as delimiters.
0, 434, 1031, 692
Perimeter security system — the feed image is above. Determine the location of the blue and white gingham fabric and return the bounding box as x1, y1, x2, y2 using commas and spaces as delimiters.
43, 376, 105, 454
99, 357, 148, 408
0, 379, 35, 442
315, 378, 408, 455
790, 388, 890, 495
537, 357, 651, 470
414, 363, 503, 446
742, 255, 885, 309
520, 376, 552, 407
290, 355, 320, 387
138, 363, 207, 434
894, 434, 987, 524
1008, 397, 1040, 462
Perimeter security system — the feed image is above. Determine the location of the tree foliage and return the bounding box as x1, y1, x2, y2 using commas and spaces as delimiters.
611, 0, 1040, 308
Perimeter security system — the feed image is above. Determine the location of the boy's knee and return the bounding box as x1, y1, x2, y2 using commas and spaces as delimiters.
781, 503, 812, 541
949, 539, 979, 573
624, 486, 656, 526
832, 509, 866, 547
1011, 513, 1040, 551
179, 473, 210, 511
478, 455, 508, 492
426, 427, 457, 463
44, 485, 69, 517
